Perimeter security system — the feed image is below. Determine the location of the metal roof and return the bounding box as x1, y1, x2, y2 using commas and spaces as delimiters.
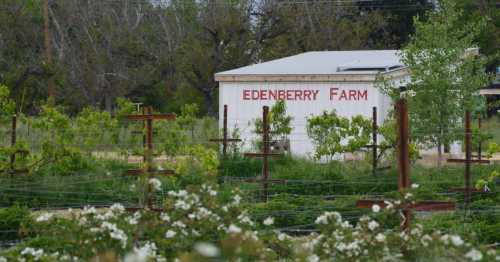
216, 50, 404, 76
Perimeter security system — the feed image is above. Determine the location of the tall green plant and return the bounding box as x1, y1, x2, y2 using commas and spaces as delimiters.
178, 103, 199, 141
0, 84, 15, 119
306, 110, 371, 161
253, 100, 293, 148
75, 107, 119, 155
397, 0, 490, 164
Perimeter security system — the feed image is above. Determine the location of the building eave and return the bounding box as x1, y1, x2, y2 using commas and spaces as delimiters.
215, 67, 409, 83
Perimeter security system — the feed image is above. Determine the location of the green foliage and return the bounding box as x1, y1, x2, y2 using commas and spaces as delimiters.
157, 120, 187, 157
1, 185, 278, 261
399, 0, 490, 155
306, 110, 371, 160
471, 126, 493, 154
475, 170, 499, 191
178, 103, 199, 139
114, 98, 136, 120
377, 115, 420, 164
30, 105, 89, 174
0, 205, 30, 240
75, 107, 119, 154
486, 142, 500, 157
253, 100, 293, 147
1, 184, 498, 261
169, 145, 219, 178
0, 84, 15, 118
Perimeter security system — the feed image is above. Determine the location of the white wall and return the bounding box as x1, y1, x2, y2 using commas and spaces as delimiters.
219, 81, 392, 157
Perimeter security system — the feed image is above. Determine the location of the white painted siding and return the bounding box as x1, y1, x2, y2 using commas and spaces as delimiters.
219, 81, 391, 157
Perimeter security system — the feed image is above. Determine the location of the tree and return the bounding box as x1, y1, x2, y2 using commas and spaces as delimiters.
306, 110, 371, 161
397, 0, 490, 165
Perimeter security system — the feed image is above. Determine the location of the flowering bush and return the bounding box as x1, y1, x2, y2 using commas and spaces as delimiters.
1, 184, 498, 261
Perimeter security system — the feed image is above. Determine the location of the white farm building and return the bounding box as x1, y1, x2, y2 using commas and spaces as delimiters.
215, 50, 409, 157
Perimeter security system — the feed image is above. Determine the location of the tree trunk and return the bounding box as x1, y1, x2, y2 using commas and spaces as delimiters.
203, 89, 216, 117
437, 141, 442, 168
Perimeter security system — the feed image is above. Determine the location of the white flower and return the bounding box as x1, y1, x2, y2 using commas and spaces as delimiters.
315, 212, 342, 225
110, 203, 125, 213
101, 222, 128, 248
0, 257, 6, 262
420, 234, 432, 247
172, 221, 186, 228
82, 206, 97, 215
278, 233, 287, 241
233, 195, 242, 205
465, 249, 483, 261
411, 183, 419, 189
450, 235, 464, 247
375, 233, 386, 242
384, 200, 394, 210
228, 224, 242, 234
160, 213, 170, 222
128, 241, 157, 262
194, 242, 220, 257
148, 178, 162, 191
237, 212, 254, 226
174, 200, 191, 210
404, 193, 413, 200
411, 227, 422, 236
126, 212, 141, 225
440, 234, 450, 245
372, 204, 381, 213
36, 213, 53, 222
21, 247, 44, 260
307, 254, 320, 262
263, 217, 274, 226
368, 220, 379, 231
165, 230, 176, 239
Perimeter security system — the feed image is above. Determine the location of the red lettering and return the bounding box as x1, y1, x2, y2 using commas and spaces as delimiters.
294, 90, 302, 100
252, 90, 259, 100
339, 90, 348, 100
330, 88, 338, 100
358, 90, 367, 100
349, 90, 357, 100
260, 90, 267, 100
303, 90, 311, 100
243, 90, 250, 100
312, 90, 319, 100
269, 90, 277, 100
278, 90, 286, 100
286, 90, 294, 100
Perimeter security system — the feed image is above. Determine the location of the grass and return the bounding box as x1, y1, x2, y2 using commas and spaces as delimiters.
481, 116, 500, 144
0, 147, 498, 244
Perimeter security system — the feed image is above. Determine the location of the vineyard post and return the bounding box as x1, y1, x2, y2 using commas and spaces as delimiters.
124, 107, 176, 209
244, 106, 284, 202
372, 106, 378, 176
477, 115, 481, 160
209, 105, 241, 158
447, 111, 490, 212
10, 114, 16, 172
357, 98, 455, 232
465, 111, 472, 209
396, 98, 411, 230
262, 106, 270, 200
